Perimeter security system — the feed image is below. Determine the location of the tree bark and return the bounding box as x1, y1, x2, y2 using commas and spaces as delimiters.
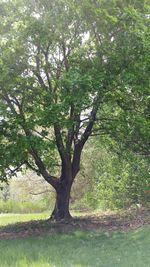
50, 182, 72, 221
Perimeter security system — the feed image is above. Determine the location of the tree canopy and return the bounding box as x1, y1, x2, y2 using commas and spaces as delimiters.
0, 0, 149, 219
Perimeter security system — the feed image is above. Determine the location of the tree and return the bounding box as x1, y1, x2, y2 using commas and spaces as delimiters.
0, 0, 149, 220
82, 138, 150, 209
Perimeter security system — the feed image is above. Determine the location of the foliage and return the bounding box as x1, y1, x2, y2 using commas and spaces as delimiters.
82, 138, 150, 209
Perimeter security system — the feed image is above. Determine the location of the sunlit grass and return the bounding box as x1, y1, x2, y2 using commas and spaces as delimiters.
0, 210, 99, 227
0, 213, 48, 226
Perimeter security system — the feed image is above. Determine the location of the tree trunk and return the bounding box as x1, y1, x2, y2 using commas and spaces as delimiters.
50, 182, 72, 221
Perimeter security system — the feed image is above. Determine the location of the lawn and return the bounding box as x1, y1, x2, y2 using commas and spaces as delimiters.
0, 213, 150, 267
0, 213, 48, 226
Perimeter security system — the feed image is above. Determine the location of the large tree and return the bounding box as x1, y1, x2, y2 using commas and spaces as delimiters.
0, 0, 149, 220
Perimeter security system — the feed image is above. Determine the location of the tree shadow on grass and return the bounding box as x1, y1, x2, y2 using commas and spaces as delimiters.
0, 208, 150, 239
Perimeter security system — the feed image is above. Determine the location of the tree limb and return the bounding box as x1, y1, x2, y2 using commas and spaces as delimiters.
54, 124, 66, 162
30, 147, 59, 189
80, 96, 101, 146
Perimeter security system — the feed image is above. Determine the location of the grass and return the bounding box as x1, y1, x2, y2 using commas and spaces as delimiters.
0, 212, 87, 227
0, 213, 48, 226
0, 210, 101, 227
0, 226, 150, 267
0, 213, 150, 267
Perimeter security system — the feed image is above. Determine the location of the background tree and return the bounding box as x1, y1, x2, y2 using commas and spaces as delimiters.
82, 138, 150, 209
0, 0, 149, 220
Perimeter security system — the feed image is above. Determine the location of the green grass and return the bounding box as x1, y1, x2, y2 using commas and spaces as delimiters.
0, 210, 97, 226
0, 213, 48, 226
0, 213, 150, 267
0, 226, 150, 267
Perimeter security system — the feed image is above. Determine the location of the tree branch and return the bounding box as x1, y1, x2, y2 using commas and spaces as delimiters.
8, 162, 24, 175
66, 103, 75, 151
61, 35, 70, 71
33, 44, 48, 91
3, 94, 19, 116
32, 129, 51, 141
29, 190, 51, 195
42, 48, 53, 93
54, 124, 66, 162
80, 96, 101, 146
30, 147, 59, 189
24, 160, 39, 173
72, 143, 82, 178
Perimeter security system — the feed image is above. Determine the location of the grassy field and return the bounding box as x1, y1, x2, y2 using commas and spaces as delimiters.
0, 213, 150, 267
0, 213, 48, 226
0, 211, 93, 227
